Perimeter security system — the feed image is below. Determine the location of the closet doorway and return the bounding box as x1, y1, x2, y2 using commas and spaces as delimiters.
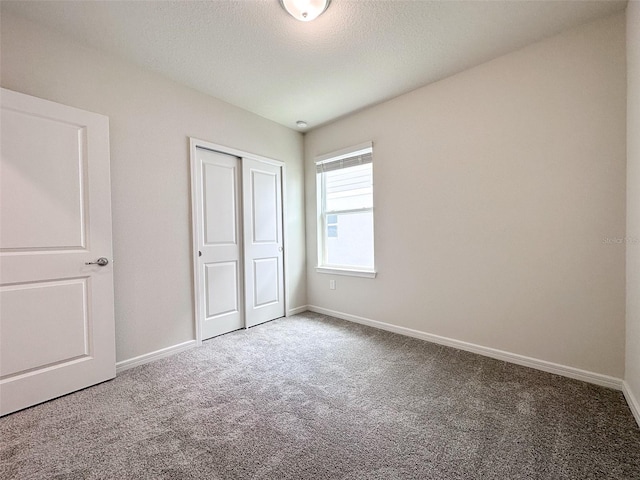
190, 139, 286, 341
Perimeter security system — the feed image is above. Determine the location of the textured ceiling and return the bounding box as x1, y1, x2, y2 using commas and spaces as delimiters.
1, 1, 627, 131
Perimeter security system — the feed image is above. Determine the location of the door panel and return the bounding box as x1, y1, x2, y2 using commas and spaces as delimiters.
195, 148, 243, 340
243, 158, 285, 328
1, 109, 86, 250
253, 257, 280, 307
0, 88, 115, 416
251, 170, 278, 243
0, 279, 89, 377
203, 162, 237, 245
205, 261, 238, 318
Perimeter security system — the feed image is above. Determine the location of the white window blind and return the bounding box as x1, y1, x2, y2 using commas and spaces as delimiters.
315, 150, 372, 173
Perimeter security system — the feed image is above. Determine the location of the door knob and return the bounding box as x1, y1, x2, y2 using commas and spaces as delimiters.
85, 257, 109, 266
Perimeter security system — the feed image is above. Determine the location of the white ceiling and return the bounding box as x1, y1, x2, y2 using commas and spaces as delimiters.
1, 0, 627, 131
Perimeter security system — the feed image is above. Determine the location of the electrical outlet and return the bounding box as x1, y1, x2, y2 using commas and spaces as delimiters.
329, 279, 336, 290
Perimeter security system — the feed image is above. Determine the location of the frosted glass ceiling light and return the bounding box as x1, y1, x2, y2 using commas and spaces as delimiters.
280, 0, 331, 22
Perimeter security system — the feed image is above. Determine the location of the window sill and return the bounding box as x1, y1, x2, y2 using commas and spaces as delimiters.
315, 266, 377, 278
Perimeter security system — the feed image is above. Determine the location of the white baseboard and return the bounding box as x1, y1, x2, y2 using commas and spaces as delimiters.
116, 340, 198, 374
307, 305, 623, 391
623, 381, 640, 427
287, 305, 309, 316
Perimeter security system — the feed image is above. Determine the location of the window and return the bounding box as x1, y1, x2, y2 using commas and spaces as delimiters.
327, 214, 338, 238
316, 142, 375, 277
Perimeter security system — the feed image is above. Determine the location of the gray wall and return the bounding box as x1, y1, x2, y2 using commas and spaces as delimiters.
626, 0, 640, 417
0, 12, 307, 363
1, 8, 634, 395
305, 14, 627, 378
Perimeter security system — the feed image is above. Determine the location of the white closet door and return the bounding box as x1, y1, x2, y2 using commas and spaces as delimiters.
0, 88, 115, 416
194, 147, 243, 340
242, 158, 285, 328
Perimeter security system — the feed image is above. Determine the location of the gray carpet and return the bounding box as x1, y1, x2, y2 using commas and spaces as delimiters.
1, 312, 639, 479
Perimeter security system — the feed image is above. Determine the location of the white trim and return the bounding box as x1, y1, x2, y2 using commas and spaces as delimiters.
190, 137, 285, 167
189, 138, 203, 347
116, 340, 197, 374
287, 305, 309, 316
315, 267, 377, 278
623, 381, 640, 427
307, 305, 623, 390
281, 163, 290, 318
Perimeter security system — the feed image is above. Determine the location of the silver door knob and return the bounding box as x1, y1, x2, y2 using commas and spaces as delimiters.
85, 257, 109, 266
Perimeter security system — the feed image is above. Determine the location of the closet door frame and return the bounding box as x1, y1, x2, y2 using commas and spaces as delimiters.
189, 137, 289, 344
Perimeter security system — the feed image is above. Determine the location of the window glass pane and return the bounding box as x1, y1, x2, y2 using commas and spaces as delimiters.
327, 214, 337, 224
325, 164, 372, 212
326, 211, 373, 268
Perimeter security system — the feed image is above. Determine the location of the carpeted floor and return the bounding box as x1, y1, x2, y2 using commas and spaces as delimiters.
1, 312, 639, 479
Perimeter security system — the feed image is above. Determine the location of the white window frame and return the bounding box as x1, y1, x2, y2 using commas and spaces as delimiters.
315, 142, 376, 278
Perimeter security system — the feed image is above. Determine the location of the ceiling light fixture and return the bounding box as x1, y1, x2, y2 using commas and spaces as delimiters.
296, 120, 308, 128
280, 0, 331, 22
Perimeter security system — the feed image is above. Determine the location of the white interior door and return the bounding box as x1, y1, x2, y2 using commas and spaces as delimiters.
0, 88, 115, 416
193, 147, 243, 340
242, 158, 285, 328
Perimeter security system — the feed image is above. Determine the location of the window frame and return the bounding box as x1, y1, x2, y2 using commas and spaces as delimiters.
315, 142, 376, 278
